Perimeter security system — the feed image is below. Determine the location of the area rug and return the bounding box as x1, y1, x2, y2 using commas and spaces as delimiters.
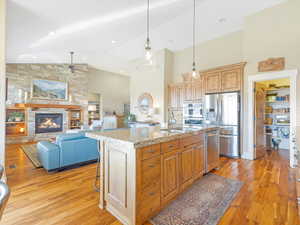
21, 144, 42, 168
151, 174, 243, 225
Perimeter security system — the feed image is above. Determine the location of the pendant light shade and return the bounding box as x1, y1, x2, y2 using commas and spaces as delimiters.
145, 0, 152, 61
192, 0, 197, 78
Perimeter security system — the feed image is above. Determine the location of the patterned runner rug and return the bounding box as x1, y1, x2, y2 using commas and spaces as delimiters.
151, 173, 243, 225
21, 144, 42, 168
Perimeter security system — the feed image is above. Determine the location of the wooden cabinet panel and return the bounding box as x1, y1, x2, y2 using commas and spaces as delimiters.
181, 133, 204, 148
193, 144, 205, 180
161, 139, 180, 153
161, 150, 180, 204
194, 82, 203, 100
137, 184, 161, 225
221, 69, 241, 92
141, 144, 161, 160
180, 147, 194, 190
204, 72, 221, 94
184, 83, 192, 101
141, 156, 161, 189
168, 84, 184, 108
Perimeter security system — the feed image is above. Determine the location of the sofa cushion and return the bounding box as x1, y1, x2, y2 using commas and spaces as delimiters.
38, 141, 60, 152
56, 133, 85, 144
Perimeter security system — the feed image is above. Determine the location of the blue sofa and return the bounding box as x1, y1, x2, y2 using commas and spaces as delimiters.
37, 132, 98, 172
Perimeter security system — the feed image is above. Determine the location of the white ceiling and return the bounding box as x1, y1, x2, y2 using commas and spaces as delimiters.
7, 0, 286, 74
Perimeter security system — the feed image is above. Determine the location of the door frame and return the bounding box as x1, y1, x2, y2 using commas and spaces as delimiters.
244, 69, 298, 167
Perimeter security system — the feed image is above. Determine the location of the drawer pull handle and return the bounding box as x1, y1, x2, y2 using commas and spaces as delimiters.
149, 192, 156, 196
148, 164, 155, 168
169, 145, 175, 148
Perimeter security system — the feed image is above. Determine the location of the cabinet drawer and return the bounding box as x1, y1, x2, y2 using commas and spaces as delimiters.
140, 180, 161, 201
181, 134, 204, 148
137, 188, 161, 225
141, 156, 161, 189
162, 140, 180, 153
141, 144, 161, 160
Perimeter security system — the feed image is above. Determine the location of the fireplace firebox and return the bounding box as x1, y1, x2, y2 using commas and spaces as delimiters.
35, 113, 63, 134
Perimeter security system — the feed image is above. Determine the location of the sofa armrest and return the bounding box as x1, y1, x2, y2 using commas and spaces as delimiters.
37, 141, 60, 171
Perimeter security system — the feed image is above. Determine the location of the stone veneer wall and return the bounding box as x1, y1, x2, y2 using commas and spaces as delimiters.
6, 64, 89, 144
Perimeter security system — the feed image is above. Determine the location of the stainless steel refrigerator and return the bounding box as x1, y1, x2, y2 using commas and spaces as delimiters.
204, 92, 240, 158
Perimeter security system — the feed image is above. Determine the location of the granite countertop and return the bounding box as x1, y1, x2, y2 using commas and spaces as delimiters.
86, 125, 219, 148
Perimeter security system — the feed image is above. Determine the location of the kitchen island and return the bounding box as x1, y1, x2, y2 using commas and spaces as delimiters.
87, 126, 219, 225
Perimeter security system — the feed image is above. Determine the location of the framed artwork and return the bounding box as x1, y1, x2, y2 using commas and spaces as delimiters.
31, 79, 68, 101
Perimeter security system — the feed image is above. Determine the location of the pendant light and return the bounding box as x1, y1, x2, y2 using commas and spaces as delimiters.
69, 51, 75, 73
192, 0, 197, 78
145, 0, 152, 62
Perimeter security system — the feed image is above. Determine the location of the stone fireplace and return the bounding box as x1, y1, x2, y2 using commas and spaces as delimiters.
35, 113, 63, 134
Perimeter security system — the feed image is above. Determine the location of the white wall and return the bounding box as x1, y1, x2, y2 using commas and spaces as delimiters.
87, 67, 130, 115
242, 0, 300, 159
128, 49, 169, 124
0, 0, 6, 169
173, 31, 243, 83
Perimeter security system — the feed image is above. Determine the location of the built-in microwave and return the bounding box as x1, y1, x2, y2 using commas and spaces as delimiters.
183, 100, 204, 118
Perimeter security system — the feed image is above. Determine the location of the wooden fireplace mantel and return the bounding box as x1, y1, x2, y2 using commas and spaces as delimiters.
14, 103, 82, 110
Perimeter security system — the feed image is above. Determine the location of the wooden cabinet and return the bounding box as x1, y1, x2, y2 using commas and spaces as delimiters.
204, 72, 221, 94
180, 146, 194, 190
168, 75, 204, 109
193, 82, 203, 100
161, 150, 180, 204
221, 69, 241, 92
202, 62, 246, 94
136, 132, 207, 224
193, 143, 205, 180
168, 84, 184, 108
168, 63, 246, 109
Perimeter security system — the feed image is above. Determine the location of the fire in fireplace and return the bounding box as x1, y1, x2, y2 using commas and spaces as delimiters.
35, 113, 63, 134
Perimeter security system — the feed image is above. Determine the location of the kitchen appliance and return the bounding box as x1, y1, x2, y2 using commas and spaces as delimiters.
204, 92, 240, 158
183, 100, 203, 118
183, 100, 204, 126
205, 129, 220, 173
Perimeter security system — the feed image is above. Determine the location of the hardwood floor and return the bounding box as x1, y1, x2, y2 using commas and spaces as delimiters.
2, 143, 300, 225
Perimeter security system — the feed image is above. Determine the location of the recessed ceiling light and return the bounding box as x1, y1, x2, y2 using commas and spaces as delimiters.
111, 40, 116, 44
218, 18, 227, 23
48, 31, 56, 36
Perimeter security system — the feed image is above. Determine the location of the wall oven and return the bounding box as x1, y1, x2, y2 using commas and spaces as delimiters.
183, 100, 204, 126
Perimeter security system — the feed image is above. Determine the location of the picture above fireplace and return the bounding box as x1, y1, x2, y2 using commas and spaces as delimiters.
35, 113, 63, 134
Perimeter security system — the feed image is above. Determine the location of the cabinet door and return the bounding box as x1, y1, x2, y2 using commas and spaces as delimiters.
180, 147, 194, 191
178, 85, 184, 108
162, 151, 180, 204
194, 81, 203, 100
204, 72, 221, 94
221, 69, 241, 92
184, 83, 192, 101
193, 144, 205, 180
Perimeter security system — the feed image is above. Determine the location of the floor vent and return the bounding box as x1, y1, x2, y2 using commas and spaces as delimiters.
9, 164, 16, 169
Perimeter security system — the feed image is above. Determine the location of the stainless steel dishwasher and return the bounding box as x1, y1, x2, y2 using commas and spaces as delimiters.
205, 129, 220, 173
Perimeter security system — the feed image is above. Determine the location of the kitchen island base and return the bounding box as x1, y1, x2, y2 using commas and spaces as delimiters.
87, 126, 219, 225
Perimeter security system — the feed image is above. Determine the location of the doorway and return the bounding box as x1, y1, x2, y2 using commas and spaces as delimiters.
245, 69, 297, 168
254, 78, 291, 159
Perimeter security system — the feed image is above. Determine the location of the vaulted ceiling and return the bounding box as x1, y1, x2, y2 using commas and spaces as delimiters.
7, 0, 286, 74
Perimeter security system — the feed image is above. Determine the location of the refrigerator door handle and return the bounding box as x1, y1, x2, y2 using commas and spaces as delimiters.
217, 95, 221, 124
215, 95, 219, 123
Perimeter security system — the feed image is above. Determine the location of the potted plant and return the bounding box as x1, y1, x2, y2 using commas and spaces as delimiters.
10, 112, 24, 122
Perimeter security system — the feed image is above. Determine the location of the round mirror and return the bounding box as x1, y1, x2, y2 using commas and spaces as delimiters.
137, 93, 153, 114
